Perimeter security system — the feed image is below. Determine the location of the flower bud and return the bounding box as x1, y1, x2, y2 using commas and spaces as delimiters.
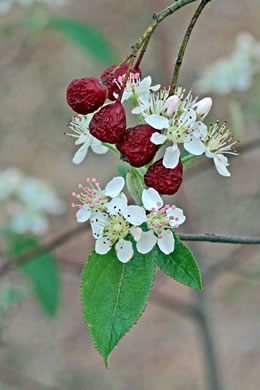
162, 95, 180, 117
194, 97, 212, 118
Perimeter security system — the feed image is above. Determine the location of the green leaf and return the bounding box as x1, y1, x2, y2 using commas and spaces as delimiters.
126, 167, 147, 206
81, 245, 156, 366
117, 165, 129, 180
156, 234, 202, 291
4, 232, 60, 317
48, 18, 117, 65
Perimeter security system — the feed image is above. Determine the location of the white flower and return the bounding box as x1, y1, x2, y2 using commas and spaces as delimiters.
66, 114, 108, 165
136, 188, 186, 255
132, 88, 179, 130
0, 168, 65, 235
0, 168, 22, 199
150, 109, 207, 168
73, 176, 125, 223
204, 121, 238, 176
90, 195, 144, 263
194, 33, 260, 95
175, 87, 212, 118
112, 73, 160, 103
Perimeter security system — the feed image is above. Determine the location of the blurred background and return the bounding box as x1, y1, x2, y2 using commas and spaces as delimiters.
0, 0, 260, 389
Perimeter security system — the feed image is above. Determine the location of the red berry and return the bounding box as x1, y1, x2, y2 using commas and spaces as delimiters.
66, 78, 107, 115
116, 125, 159, 167
89, 103, 126, 143
144, 159, 183, 195
101, 63, 141, 101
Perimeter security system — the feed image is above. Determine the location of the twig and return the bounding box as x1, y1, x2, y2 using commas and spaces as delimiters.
1, 228, 260, 279
179, 233, 260, 244
169, 0, 212, 96
0, 225, 89, 278
102, 0, 199, 84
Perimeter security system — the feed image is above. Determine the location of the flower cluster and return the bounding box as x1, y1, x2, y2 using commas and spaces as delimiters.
194, 32, 260, 95
66, 65, 237, 180
66, 62, 238, 262
72, 177, 185, 263
0, 0, 65, 14
0, 168, 65, 234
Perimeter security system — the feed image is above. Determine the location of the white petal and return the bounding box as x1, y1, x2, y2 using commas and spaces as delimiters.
213, 155, 231, 176
121, 90, 133, 103
122, 206, 147, 225
184, 137, 205, 155
76, 205, 91, 223
119, 192, 128, 206
91, 139, 108, 154
75, 134, 90, 145
136, 231, 157, 254
106, 198, 127, 215
72, 143, 90, 165
95, 237, 113, 255
163, 144, 180, 169
115, 239, 134, 263
205, 147, 215, 158
158, 230, 175, 255
142, 188, 163, 211
145, 114, 170, 130
150, 84, 161, 92
180, 109, 196, 127
131, 103, 147, 114
90, 219, 105, 239
150, 132, 167, 145
137, 76, 152, 93
194, 121, 208, 140
129, 226, 142, 241
167, 207, 186, 226
104, 176, 125, 198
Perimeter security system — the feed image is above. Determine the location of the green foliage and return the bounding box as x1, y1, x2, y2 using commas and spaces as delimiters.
156, 234, 202, 291
49, 18, 117, 65
4, 232, 60, 316
81, 245, 156, 366
117, 165, 130, 180
126, 167, 147, 206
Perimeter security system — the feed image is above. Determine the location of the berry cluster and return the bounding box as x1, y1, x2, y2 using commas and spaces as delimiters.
66, 63, 185, 195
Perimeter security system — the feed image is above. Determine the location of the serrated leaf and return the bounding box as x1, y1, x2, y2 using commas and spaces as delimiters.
81, 245, 156, 366
48, 18, 117, 65
156, 234, 202, 291
4, 232, 60, 316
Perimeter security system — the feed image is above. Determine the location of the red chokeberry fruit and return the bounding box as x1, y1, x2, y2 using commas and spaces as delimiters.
66, 78, 107, 115
89, 102, 126, 143
100, 63, 141, 101
144, 159, 183, 195
116, 125, 159, 167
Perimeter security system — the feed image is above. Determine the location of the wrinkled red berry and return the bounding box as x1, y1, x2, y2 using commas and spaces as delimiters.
101, 63, 141, 101
89, 102, 126, 143
144, 159, 183, 195
116, 125, 159, 167
66, 78, 107, 115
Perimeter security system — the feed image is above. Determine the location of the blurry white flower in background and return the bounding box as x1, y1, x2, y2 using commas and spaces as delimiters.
0, 0, 65, 14
194, 32, 260, 94
0, 168, 66, 235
